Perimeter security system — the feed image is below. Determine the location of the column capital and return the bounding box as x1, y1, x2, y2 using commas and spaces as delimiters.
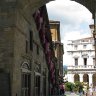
79, 74, 83, 77
88, 73, 93, 77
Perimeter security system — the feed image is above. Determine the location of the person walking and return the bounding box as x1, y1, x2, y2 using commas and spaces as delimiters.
89, 87, 93, 96
79, 85, 83, 96
59, 83, 65, 96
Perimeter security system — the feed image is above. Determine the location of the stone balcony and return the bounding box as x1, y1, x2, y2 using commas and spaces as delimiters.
68, 65, 95, 70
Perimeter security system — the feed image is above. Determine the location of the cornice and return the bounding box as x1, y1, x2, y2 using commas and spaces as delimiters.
68, 68, 96, 74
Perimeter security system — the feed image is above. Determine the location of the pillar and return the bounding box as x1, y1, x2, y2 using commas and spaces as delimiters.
88, 73, 93, 87
70, 74, 74, 83
71, 74, 74, 83
68, 74, 74, 83
79, 74, 83, 82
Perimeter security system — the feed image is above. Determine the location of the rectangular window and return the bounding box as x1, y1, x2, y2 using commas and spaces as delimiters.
35, 75, 40, 96
84, 58, 87, 67
74, 45, 78, 50
43, 76, 46, 96
83, 45, 87, 49
26, 40, 28, 53
93, 58, 95, 66
29, 31, 33, 51
75, 58, 78, 66
22, 74, 31, 96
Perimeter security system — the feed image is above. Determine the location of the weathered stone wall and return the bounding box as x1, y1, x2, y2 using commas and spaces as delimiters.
0, 0, 49, 96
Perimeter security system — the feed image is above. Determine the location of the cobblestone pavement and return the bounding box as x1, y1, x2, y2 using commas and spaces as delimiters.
65, 92, 80, 96
86, 91, 96, 96
65, 91, 96, 96
52, 91, 96, 96
65, 93, 79, 96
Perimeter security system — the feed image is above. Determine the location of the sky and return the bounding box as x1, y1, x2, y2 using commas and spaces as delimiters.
46, 0, 94, 65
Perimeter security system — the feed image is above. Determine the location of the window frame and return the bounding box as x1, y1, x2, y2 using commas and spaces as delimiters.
74, 58, 78, 66
84, 58, 87, 67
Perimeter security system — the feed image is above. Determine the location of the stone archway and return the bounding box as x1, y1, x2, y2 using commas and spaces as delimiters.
47, 0, 95, 16
83, 74, 89, 84
93, 73, 96, 87
74, 74, 80, 82
73, 0, 95, 14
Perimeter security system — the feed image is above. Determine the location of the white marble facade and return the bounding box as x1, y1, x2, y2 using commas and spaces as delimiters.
66, 36, 96, 88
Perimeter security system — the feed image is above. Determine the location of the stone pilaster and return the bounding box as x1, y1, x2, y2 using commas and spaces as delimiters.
79, 74, 83, 82
88, 73, 93, 87
68, 74, 74, 83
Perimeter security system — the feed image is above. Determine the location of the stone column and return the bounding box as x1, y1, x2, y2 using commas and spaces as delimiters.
68, 74, 74, 83
67, 74, 71, 82
88, 73, 93, 87
71, 74, 74, 83
79, 74, 83, 82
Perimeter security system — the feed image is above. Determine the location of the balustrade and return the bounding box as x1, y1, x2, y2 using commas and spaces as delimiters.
68, 65, 95, 69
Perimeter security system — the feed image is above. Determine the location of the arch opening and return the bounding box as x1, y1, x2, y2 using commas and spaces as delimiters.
83, 74, 89, 84
46, 0, 93, 41
74, 74, 80, 82
93, 73, 96, 87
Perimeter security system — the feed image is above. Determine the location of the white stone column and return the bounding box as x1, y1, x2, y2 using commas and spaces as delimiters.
88, 73, 93, 87
71, 74, 74, 83
79, 74, 83, 82
67, 74, 71, 82
68, 74, 74, 83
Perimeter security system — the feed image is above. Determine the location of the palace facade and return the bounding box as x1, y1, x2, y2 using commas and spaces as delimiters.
66, 25, 96, 87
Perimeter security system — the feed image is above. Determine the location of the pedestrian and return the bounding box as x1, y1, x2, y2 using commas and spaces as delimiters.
89, 87, 93, 96
79, 85, 83, 96
59, 84, 62, 95
61, 84, 64, 95
63, 83, 65, 95
59, 83, 65, 96
59, 83, 63, 95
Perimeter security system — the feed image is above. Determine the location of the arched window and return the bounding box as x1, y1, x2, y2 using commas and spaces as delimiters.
21, 62, 30, 73
21, 62, 31, 96
34, 63, 41, 96
74, 74, 80, 82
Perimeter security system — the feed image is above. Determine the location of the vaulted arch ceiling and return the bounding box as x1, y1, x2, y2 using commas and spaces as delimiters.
16, 0, 96, 20
22, 0, 95, 18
